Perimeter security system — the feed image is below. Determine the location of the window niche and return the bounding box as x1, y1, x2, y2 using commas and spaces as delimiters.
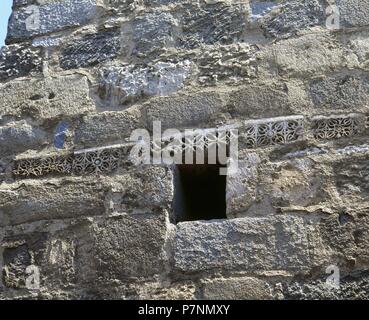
173, 164, 227, 223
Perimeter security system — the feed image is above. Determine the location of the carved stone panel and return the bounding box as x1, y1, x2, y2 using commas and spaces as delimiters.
241, 116, 304, 149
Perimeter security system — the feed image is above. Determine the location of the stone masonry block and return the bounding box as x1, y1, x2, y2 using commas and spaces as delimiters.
7, 0, 97, 42
0, 75, 95, 120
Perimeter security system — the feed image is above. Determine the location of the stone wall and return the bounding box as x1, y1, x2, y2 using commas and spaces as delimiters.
1, 0, 369, 299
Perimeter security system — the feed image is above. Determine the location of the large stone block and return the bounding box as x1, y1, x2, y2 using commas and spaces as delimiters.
174, 216, 325, 273
0, 177, 108, 226
108, 167, 174, 215
0, 75, 95, 120
74, 107, 143, 148
81, 214, 168, 281
0, 121, 49, 156
337, 0, 369, 28
98, 61, 192, 105
179, 2, 248, 49
226, 82, 294, 119
7, 0, 97, 42
267, 33, 345, 77
319, 214, 369, 266
194, 43, 259, 86
0, 44, 42, 82
284, 271, 369, 300
262, 158, 329, 208
226, 153, 261, 217
309, 74, 369, 112
124, 11, 179, 58
334, 157, 369, 203
1, 220, 88, 295
60, 29, 121, 70
201, 276, 272, 300
261, 0, 325, 38
144, 91, 224, 129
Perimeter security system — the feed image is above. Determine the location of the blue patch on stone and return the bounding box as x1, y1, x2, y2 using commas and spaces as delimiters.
251, 1, 277, 19
54, 121, 69, 149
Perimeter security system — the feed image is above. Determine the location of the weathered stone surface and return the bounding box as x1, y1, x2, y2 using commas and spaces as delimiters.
267, 33, 345, 77
2, 232, 48, 289
0, 75, 95, 120
144, 91, 224, 129
74, 107, 143, 148
108, 167, 174, 215
0, 177, 108, 226
174, 216, 326, 273
98, 61, 192, 105
136, 281, 196, 300
261, 0, 325, 38
284, 271, 369, 300
262, 158, 329, 208
319, 213, 369, 266
309, 74, 369, 111
226, 153, 261, 216
179, 2, 248, 49
122, 11, 178, 58
226, 82, 294, 119
60, 30, 121, 70
0, 121, 49, 156
337, 0, 369, 28
334, 157, 369, 203
0, 44, 42, 82
81, 214, 168, 281
13, 0, 35, 8
250, 1, 278, 21
202, 276, 272, 300
7, 0, 97, 42
2, 0, 369, 301
194, 43, 259, 85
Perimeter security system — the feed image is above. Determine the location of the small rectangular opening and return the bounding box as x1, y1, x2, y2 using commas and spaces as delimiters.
174, 164, 227, 223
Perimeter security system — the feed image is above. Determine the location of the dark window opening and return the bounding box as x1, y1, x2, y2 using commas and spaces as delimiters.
174, 164, 227, 223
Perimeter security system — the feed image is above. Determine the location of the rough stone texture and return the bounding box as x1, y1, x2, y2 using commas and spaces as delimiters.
144, 91, 225, 129
85, 214, 168, 281
60, 30, 121, 70
1, 0, 369, 300
0, 75, 95, 120
0, 177, 108, 226
7, 0, 98, 42
261, 0, 325, 38
201, 277, 272, 300
0, 121, 49, 156
309, 74, 369, 111
0, 44, 42, 81
74, 107, 143, 148
174, 216, 326, 273
98, 61, 192, 105
337, 0, 369, 28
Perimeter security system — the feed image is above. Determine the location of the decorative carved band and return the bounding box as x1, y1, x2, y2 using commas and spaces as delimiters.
242, 116, 304, 149
11, 114, 367, 179
13, 144, 133, 178
153, 126, 239, 154
312, 114, 363, 140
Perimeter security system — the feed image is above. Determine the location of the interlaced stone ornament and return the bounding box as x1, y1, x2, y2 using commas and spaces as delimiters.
312, 114, 363, 140
241, 116, 304, 149
11, 114, 369, 179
